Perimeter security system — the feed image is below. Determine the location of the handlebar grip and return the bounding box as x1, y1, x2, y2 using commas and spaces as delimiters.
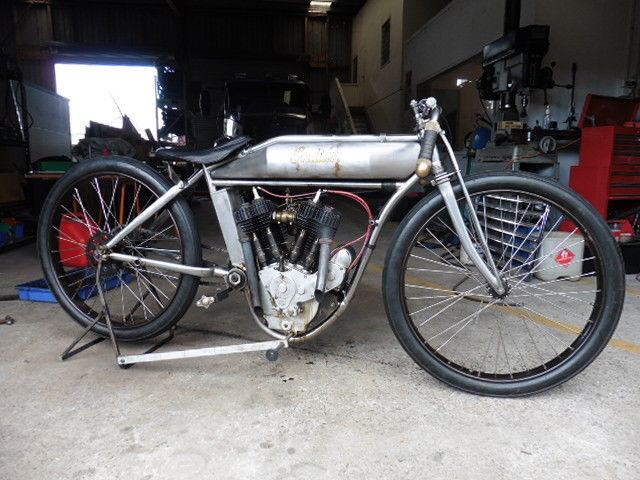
419, 129, 438, 161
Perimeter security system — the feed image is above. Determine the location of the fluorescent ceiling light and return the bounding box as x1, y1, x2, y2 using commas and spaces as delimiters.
309, 1, 333, 12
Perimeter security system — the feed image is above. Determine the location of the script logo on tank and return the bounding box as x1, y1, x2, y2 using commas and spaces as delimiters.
290, 144, 342, 176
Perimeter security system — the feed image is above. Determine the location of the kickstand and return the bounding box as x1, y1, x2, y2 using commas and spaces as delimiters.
60, 261, 176, 369
60, 261, 121, 365
60, 311, 106, 361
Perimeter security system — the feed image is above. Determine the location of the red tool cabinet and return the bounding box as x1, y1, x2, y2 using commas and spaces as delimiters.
569, 95, 640, 219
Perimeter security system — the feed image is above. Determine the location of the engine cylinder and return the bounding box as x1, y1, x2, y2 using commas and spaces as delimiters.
234, 198, 284, 264
295, 201, 341, 239
233, 198, 276, 234
294, 200, 341, 273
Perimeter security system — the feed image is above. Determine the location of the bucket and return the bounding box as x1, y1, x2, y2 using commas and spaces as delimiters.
58, 213, 99, 268
534, 231, 584, 282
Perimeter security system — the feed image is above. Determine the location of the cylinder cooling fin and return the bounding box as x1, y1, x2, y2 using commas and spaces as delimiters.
295, 201, 341, 240
233, 198, 276, 235
234, 196, 288, 266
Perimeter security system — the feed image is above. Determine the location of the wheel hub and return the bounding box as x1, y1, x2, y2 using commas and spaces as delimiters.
488, 279, 511, 300
85, 232, 110, 266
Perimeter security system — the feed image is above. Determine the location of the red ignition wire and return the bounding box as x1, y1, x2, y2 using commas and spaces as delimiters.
326, 189, 373, 269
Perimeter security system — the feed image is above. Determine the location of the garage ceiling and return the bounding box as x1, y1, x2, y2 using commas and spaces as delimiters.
36, 0, 367, 16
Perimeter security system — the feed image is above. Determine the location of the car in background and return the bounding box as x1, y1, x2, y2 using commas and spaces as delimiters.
222, 77, 311, 142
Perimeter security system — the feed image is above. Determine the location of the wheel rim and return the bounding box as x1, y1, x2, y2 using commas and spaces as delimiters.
46, 172, 185, 329
400, 188, 605, 382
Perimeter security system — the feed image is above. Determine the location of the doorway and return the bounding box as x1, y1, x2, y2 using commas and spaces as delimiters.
54, 63, 158, 145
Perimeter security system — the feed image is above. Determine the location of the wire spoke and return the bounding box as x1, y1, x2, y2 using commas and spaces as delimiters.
421, 227, 483, 284
418, 294, 469, 327
73, 187, 100, 231
498, 202, 546, 274
91, 178, 112, 232
513, 283, 596, 321
432, 299, 500, 351
409, 252, 469, 273
505, 255, 595, 282
509, 285, 598, 305
133, 224, 175, 249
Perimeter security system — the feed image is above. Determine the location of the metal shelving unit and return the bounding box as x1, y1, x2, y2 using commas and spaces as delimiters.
474, 193, 551, 274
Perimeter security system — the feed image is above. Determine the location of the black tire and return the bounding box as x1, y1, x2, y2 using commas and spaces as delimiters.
38, 156, 202, 341
383, 173, 625, 396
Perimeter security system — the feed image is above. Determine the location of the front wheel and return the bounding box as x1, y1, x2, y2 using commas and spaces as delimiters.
383, 173, 625, 397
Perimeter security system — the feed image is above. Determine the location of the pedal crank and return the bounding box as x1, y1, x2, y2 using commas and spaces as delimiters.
196, 288, 230, 309
196, 267, 246, 308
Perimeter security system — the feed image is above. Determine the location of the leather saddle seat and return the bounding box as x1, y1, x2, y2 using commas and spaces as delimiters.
154, 135, 251, 165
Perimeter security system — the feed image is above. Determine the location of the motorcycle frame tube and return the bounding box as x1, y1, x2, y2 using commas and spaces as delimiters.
104, 168, 205, 250
108, 252, 229, 278
208, 179, 402, 189
204, 169, 245, 265
101, 139, 505, 340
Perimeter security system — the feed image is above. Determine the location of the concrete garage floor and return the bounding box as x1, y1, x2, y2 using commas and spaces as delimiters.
1, 199, 639, 480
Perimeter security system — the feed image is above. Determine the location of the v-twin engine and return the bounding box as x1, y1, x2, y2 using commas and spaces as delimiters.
234, 191, 352, 334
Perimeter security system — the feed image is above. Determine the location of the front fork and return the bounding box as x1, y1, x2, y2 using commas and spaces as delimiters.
429, 133, 506, 295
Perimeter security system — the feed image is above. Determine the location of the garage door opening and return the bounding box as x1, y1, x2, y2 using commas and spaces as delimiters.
54, 63, 158, 145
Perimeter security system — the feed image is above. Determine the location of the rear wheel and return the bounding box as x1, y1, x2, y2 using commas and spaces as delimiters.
383, 173, 625, 396
38, 157, 202, 341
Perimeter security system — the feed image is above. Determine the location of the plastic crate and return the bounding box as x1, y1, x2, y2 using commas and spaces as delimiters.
0, 219, 25, 242
16, 269, 133, 303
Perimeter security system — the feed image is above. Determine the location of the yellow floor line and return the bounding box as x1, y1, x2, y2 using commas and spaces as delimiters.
367, 263, 640, 356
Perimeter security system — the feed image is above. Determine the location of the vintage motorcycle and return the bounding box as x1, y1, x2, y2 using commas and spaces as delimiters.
38, 97, 625, 396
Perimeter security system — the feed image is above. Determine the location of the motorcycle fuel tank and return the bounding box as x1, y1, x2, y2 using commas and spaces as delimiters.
211, 134, 420, 180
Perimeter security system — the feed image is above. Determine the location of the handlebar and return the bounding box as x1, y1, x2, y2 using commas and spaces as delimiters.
410, 97, 439, 125
410, 97, 441, 175
419, 128, 439, 161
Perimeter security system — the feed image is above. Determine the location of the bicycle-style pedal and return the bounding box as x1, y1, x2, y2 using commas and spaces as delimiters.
196, 288, 230, 309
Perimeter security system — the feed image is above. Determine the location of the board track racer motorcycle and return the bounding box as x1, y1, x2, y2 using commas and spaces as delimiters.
38, 97, 625, 397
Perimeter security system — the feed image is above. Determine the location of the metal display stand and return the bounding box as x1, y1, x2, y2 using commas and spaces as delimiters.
60, 262, 288, 368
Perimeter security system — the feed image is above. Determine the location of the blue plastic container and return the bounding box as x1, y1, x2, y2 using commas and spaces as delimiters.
16, 270, 133, 303
13, 223, 24, 239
